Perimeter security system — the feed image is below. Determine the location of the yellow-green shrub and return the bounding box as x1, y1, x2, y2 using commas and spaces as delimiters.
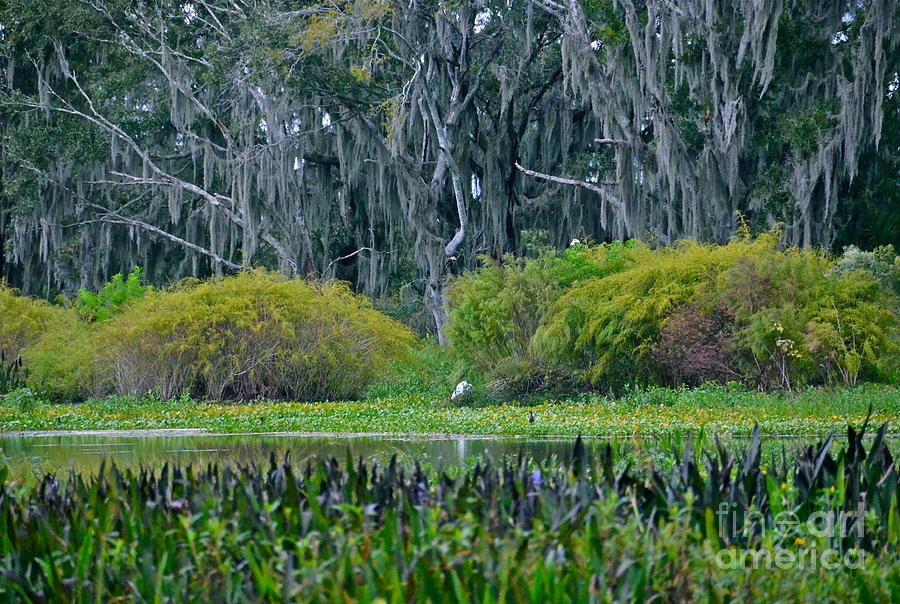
721, 252, 898, 388
0, 283, 78, 391
533, 234, 784, 387
802, 276, 897, 386
95, 271, 417, 401
22, 323, 99, 402
446, 243, 637, 373
532, 233, 898, 390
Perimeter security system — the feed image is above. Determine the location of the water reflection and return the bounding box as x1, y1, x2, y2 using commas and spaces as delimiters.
0, 432, 875, 484
1, 434, 591, 482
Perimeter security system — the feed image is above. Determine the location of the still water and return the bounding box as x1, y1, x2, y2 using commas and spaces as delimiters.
0, 433, 596, 482
0, 431, 862, 484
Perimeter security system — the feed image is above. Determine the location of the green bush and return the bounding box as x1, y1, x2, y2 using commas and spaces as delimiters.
534, 235, 783, 388
688, 246, 898, 389
483, 355, 584, 401
4, 272, 417, 403
0, 283, 77, 393
3, 270, 148, 402
831, 244, 900, 294
461, 232, 900, 392
94, 271, 417, 401
0, 387, 42, 412
22, 323, 99, 403
365, 340, 454, 399
796, 268, 897, 386
74, 267, 151, 321
446, 242, 636, 395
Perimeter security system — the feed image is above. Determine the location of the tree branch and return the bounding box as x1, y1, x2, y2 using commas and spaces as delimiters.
322, 247, 383, 277
7, 154, 242, 270
514, 162, 618, 195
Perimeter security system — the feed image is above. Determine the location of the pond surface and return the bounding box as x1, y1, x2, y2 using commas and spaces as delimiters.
0, 431, 877, 484
0, 433, 601, 482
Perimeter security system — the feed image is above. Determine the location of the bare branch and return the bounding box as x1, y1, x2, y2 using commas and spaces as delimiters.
322, 247, 383, 277
20, 43, 302, 273
102, 214, 242, 270
260, 233, 299, 274
514, 162, 618, 194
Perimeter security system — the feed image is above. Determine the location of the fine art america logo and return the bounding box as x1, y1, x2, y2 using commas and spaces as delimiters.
714, 499, 868, 570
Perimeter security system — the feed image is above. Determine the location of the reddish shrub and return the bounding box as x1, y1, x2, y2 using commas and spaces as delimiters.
651, 303, 740, 386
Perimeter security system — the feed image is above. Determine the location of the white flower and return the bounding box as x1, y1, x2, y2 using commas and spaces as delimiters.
570, 238, 581, 247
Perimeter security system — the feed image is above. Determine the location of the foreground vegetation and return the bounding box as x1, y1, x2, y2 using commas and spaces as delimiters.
1, 385, 899, 437
1, 421, 899, 601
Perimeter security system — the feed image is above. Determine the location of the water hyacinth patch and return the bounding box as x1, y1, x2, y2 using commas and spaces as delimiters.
0, 385, 898, 437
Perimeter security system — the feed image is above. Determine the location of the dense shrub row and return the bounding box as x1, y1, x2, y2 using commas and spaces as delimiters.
4, 236, 898, 404
448, 233, 899, 395
1, 423, 898, 601
1, 272, 415, 402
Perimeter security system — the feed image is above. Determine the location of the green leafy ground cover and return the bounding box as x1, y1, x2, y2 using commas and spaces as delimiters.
2, 385, 898, 437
